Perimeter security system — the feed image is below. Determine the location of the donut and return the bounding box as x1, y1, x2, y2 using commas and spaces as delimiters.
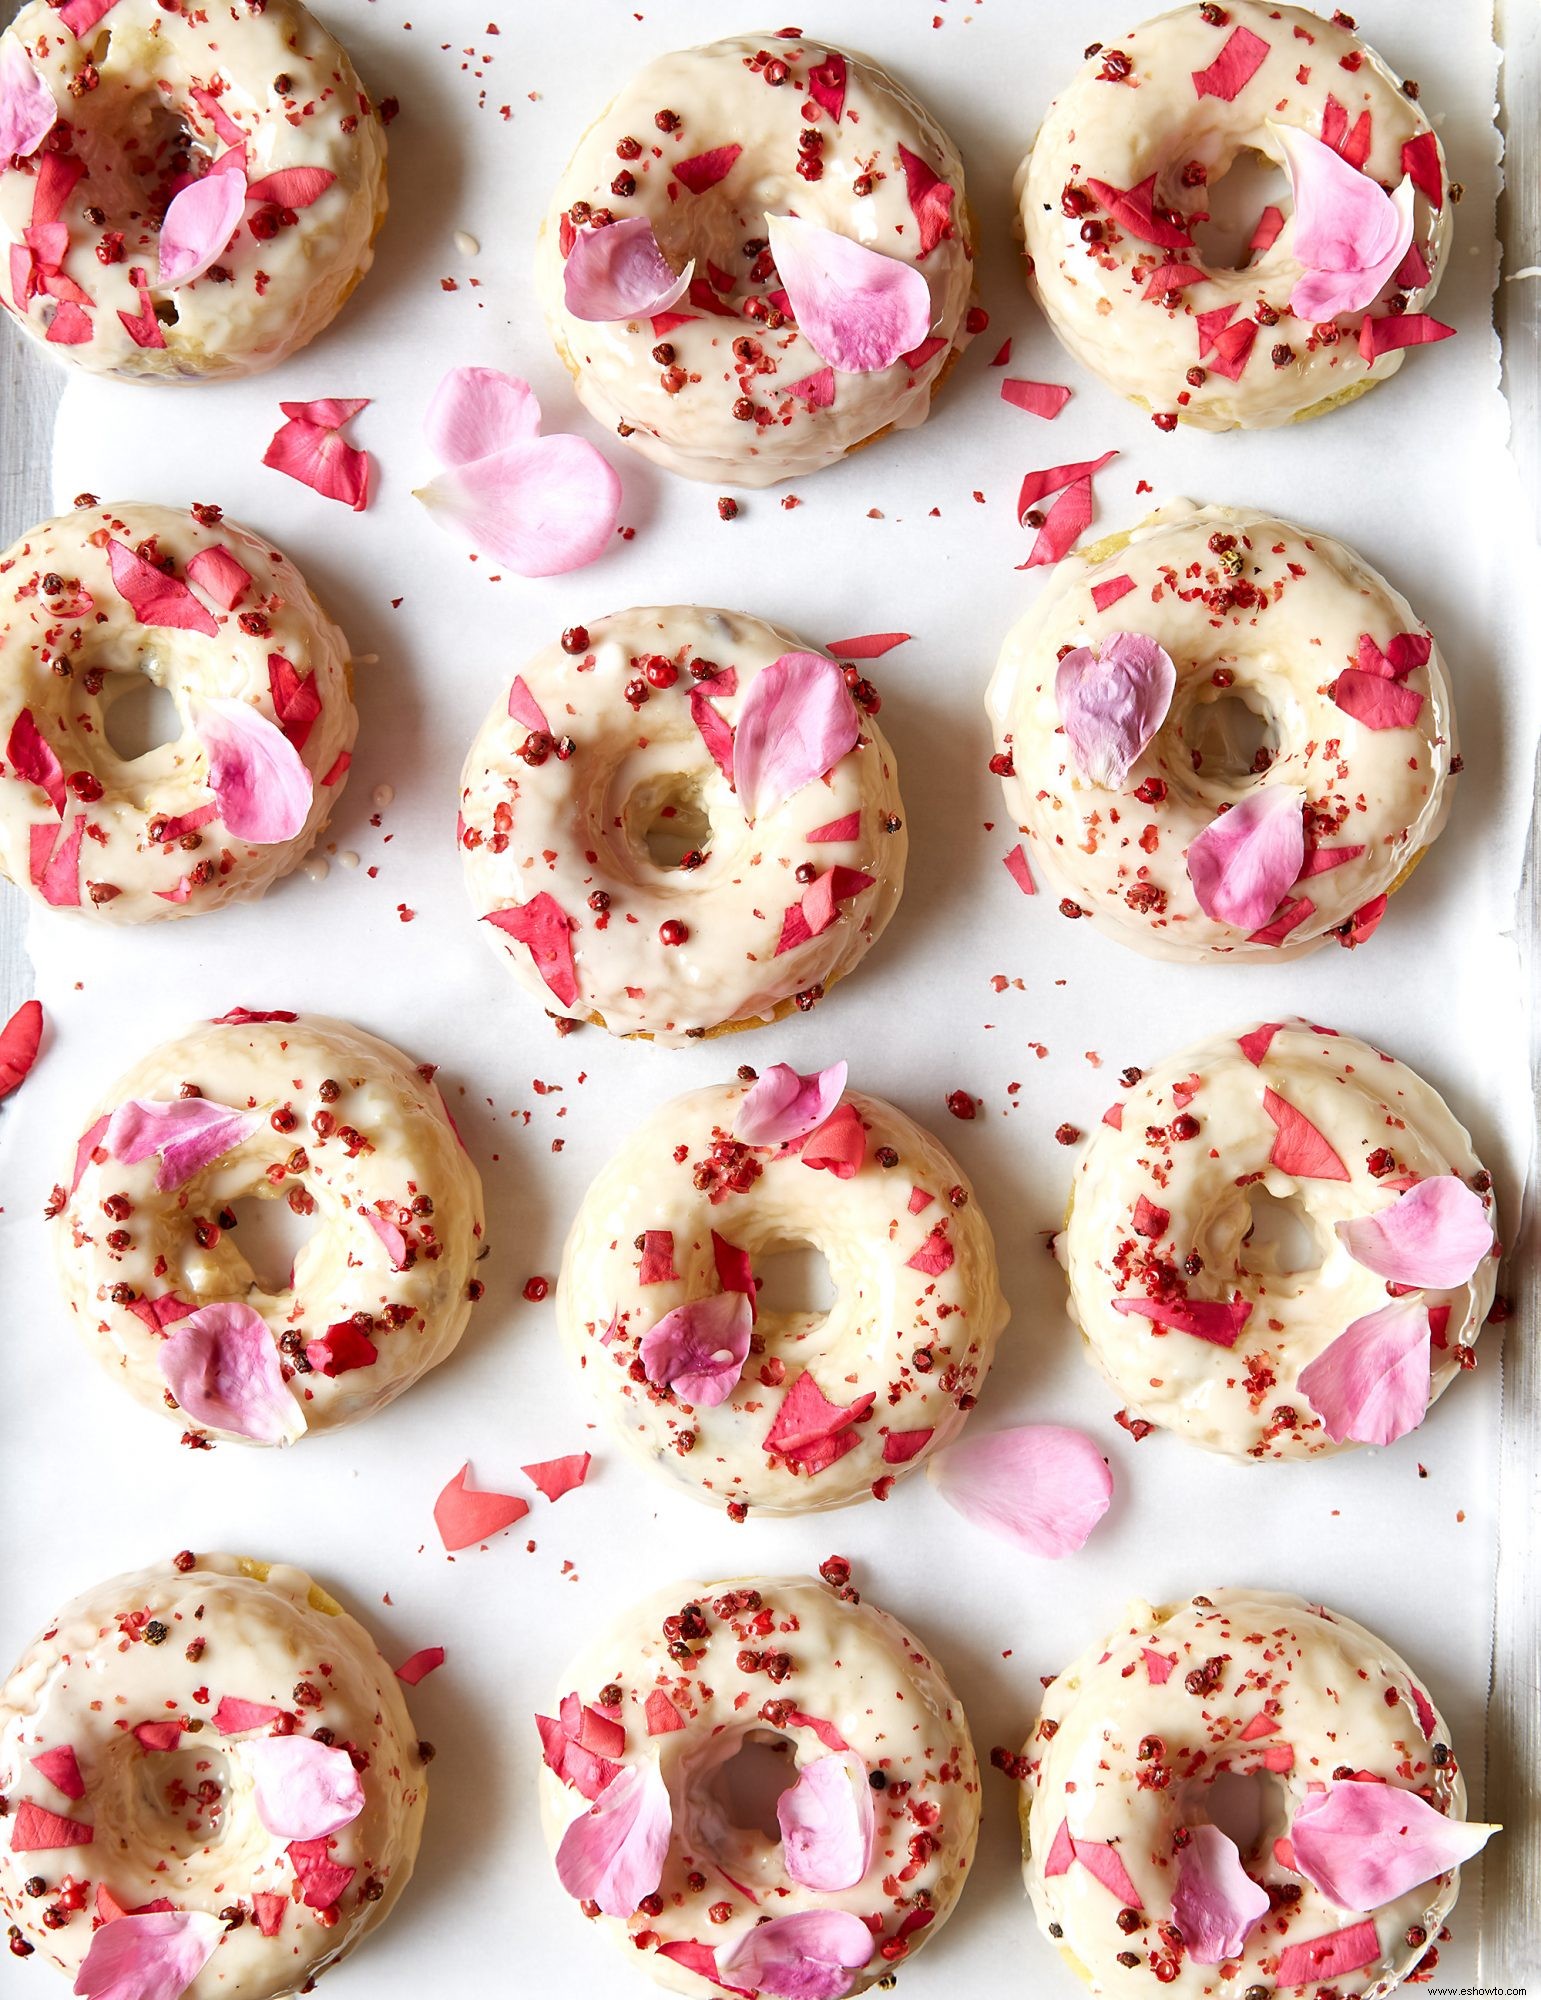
555, 1065, 1008, 1515
536, 33, 975, 486
986, 503, 1456, 961
538, 1572, 979, 1997
1017, 2, 1452, 430
0, 0, 387, 382
1058, 1021, 1497, 1461
0, 1553, 428, 1995
0, 502, 357, 924
50, 1011, 486, 1444
460, 607, 906, 1041
1019, 1589, 1495, 1996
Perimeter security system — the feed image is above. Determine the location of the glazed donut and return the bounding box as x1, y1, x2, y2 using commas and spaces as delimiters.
0, 1554, 428, 1996
1017, 2, 1451, 430
0, 0, 387, 381
1020, 1589, 1495, 1997
556, 1066, 1008, 1515
0, 502, 356, 924
986, 503, 1456, 962
538, 1573, 979, 1997
1059, 1021, 1497, 1461
51, 1011, 486, 1444
460, 607, 906, 1042
536, 32, 974, 486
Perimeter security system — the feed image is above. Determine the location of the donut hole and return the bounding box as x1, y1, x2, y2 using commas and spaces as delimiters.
1189, 149, 1291, 272
1200, 1768, 1279, 1864
709, 1730, 798, 1842
638, 777, 715, 871
221, 1193, 319, 1295
132, 1740, 230, 1861
751, 1241, 836, 1330
1241, 1188, 1322, 1277
1186, 688, 1276, 783
76, 92, 209, 239
101, 674, 182, 763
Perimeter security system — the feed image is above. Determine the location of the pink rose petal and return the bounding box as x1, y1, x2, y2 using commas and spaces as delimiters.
905, 1225, 954, 1276
1172, 1823, 1270, 1962
7, 708, 65, 813
507, 675, 550, 734
1144, 261, 1207, 300
434, 1463, 529, 1550
1291, 1781, 1494, 1911
537, 1707, 622, 1802
764, 213, 933, 374
882, 1427, 933, 1464
808, 51, 847, 123
1091, 574, 1136, 612
1263, 1087, 1350, 1181
1336, 1177, 1492, 1289
1299, 1298, 1432, 1445
734, 652, 859, 822
674, 145, 741, 194
563, 216, 692, 321
1402, 131, 1444, 210
416, 431, 620, 576
1250, 204, 1286, 254
1186, 787, 1305, 931
484, 892, 579, 1009
191, 697, 314, 843
927, 1425, 1112, 1558
0, 42, 57, 164
12, 1800, 92, 1849
1018, 449, 1119, 516
764, 1371, 873, 1476
243, 165, 336, 208
1055, 631, 1175, 789
807, 810, 860, 843
1359, 311, 1455, 364
424, 365, 540, 465
1274, 122, 1415, 320
158, 168, 246, 287
1072, 1837, 1142, 1906
723, 1909, 875, 2000
777, 1754, 875, 1892
689, 684, 735, 781
364, 1209, 408, 1269
555, 1760, 672, 1918
1143, 1650, 1175, 1685
1086, 174, 1193, 249
1248, 894, 1315, 947
73, 1910, 222, 2000
287, 1839, 355, 1910
185, 544, 251, 612
775, 865, 874, 955
30, 1746, 84, 1799
395, 1646, 445, 1686
263, 401, 371, 512
640, 1292, 752, 1407
785, 365, 836, 408
1112, 1294, 1252, 1347
1004, 843, 1036, 895
639, 1230, 677, 1285
802, 1102, 867, 1180
1333, 667, 1425, 730
248, 1735, 365, 1840
523, 1452, 592, 1502
645, 1691, 685, 1736
825, 633, 909, 660
1192, 25, 1270, 100
212, 1696, 283, 1736
1002, 379, 1072, 420
1019, 478, 1091, 569
159, 1301, 298, 1443
303, 1320, 378, 1377
1204, 316, 1260, 380
1043, 1818, 1076, 1875
30, 814, 84, 906
105, 1095, 259, 1192
1322, 94, 1373, 169
897, 143, 955, 258
734, 1061, 848, 1145
267, 653, 322, 751
1276, 1920, 1383, 1987
1238, 1022, 1283, 1066
713, 1232, 756, 1316
107, 541, 218, 636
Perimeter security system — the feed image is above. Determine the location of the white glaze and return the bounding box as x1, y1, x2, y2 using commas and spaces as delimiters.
460, 606, 907, 1043
1059, 1022, 1496, 1460
53, 1013, 486, 1442
0, 503, 356, 924
1022, 1590, 1470, 1996
0, 0, 387, 381
536, 33, 974, 486
539, 1575, 979, 1996
0, 1555, 427, 1998
986, 503, 1456, 962
556, 1078, 1008, 1514
1017, 2, 1452, 429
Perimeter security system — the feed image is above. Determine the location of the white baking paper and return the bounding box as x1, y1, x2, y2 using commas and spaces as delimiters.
2, 2, 1535, 1994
